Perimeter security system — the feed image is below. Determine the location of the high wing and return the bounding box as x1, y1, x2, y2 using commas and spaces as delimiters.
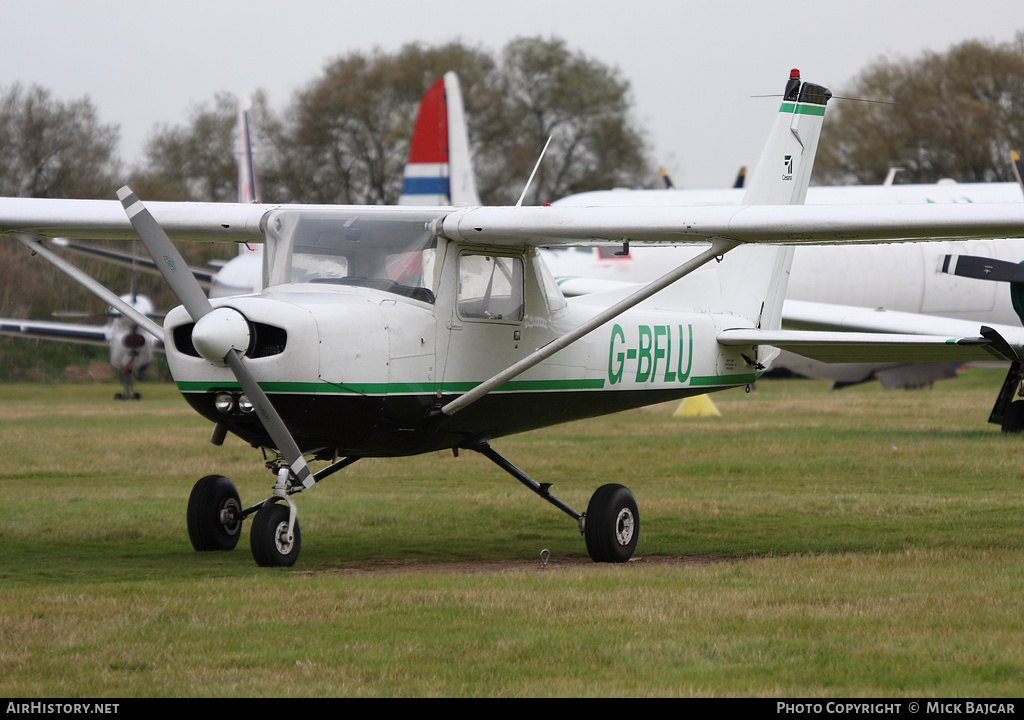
5, 198, 1024, 248
0, 316, 165, 352
0, 198, 268, 243
7, 199, 1024, 377
434, 202, 1024, 248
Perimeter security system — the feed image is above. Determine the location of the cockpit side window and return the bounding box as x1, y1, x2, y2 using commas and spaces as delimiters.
457, 253, 524, 322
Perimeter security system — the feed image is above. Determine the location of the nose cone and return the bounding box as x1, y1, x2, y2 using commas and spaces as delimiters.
192, 307, 251, 366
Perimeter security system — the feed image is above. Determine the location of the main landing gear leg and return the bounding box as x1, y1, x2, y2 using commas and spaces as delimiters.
470, 440, 639, 563
989, 361, 1024, 433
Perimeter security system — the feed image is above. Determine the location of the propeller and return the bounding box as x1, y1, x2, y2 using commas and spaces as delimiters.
116, 186, 312, 488
941, 254, 1024, 284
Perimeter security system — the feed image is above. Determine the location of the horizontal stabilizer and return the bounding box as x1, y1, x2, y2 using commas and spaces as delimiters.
941, 254, 1024, 284
718, 327, 1015, 363
782, 298, 1024, 342
555, 276, 637, 297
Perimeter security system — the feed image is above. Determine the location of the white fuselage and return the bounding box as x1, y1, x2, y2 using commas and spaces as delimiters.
163, 230, 763, 456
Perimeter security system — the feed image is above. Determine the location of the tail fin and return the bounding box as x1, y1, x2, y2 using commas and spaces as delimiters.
740, 69, 830, 206
237, 100, 259, 204
235, 99, 261, 263
399, 72, 480, 206
714, 70, 831, 340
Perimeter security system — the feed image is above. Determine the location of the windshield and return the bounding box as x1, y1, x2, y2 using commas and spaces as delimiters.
262, 207, 447, 303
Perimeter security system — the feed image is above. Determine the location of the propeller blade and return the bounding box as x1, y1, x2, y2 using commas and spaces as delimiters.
942, 254, 1024, 284
116, 187, 213, 322
117, 186, 312, 488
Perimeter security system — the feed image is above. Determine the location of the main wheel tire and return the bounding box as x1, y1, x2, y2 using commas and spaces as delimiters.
186, 474, 242, 551
584, 483, 639, 563
1002, 400, 1024, 433
250, 501, 301, 567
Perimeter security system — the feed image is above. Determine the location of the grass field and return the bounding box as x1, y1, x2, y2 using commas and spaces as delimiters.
1, 370, 1023, 697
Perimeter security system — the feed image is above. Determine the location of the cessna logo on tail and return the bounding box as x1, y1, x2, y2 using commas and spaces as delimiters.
608, 323, 694, 385
783, 155, 794, 180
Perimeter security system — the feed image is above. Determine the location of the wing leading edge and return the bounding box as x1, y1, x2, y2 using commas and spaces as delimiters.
4, 198, 1024, 249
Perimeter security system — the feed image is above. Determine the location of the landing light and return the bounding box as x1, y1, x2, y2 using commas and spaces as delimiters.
238, 395, 254, 414
214, 393, 235, 414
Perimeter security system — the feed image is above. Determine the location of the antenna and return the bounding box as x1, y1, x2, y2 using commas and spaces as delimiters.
516, 136, 553, 207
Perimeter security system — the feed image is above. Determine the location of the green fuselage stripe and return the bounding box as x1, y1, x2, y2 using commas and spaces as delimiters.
176, 372, 759, 396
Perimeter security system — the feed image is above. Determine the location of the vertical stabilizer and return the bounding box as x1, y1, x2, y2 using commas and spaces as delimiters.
714, 70, 831, 350
237, 101, 259, 204
399, 72, 480, 206
443, 72, 480, 206
741, 69, 830, 206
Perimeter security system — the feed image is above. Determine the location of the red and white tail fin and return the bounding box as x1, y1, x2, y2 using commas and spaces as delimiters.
398, 72, 480, 206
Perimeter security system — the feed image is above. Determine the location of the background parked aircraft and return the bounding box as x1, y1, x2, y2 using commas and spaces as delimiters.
0, 101, 262, 396
0, 287, 161, 400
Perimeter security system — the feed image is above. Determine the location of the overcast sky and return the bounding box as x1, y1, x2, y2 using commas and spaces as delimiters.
5, 0, 1023, 191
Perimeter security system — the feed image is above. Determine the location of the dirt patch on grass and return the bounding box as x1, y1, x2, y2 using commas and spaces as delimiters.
300, 554, 746, 576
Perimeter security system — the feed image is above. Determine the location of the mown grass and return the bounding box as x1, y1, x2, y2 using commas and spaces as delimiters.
1, 371, 1023, 697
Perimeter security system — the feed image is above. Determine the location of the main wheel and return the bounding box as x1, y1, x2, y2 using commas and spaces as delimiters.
584, 483, 639, 563
1002, 400, 1024, 433
250, 501, 301, 567
186, 474, 242, 551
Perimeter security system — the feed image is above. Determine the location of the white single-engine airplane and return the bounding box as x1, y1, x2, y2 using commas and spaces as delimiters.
5, 71, 1024, 568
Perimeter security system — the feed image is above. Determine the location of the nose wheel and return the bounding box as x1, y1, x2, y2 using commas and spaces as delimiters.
186, 474, 302, 567
250, 501, 301, 567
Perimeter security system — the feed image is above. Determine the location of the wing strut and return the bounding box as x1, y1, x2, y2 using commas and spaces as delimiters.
12, 233, 165, 342
438, 237, 739, 417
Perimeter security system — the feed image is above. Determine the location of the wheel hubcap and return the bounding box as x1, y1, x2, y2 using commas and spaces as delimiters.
219, 498, 241, 536
614, 508, 634, 546
273, 521, 294, 555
